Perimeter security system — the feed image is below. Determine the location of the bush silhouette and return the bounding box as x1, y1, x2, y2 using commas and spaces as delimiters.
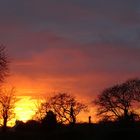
41, 110, 57, 130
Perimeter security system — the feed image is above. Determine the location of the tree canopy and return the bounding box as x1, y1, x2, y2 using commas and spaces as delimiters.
0, 45, 9, 82
94, 78, 140, 122
0, 88, 17, 131
34, 93, 87, 124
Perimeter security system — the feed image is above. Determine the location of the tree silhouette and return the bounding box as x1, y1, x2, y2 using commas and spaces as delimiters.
32, 99, 45, 122
0, 45, 9, 83
94, 78, 140, 122
35, 93, 87, 124
0, 88, 17, 131
41, 110, 57, 130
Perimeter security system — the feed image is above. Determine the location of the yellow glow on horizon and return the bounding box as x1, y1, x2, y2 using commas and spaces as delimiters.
15, 96, 37, 123
3, 88, 96, 127
14, 96, 94, 124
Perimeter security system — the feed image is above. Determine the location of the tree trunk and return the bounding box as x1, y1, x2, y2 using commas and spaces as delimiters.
124, 109, 129, 122
70, 106, 76, 124
2, 117, 7, 132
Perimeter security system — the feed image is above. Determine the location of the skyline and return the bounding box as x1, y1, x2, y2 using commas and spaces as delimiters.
0, 0, 140, 122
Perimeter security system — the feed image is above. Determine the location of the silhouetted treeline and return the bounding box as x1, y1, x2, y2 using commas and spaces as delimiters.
1, 121, 140, 140
1, 78, 138, 140
0, 46, 140, 140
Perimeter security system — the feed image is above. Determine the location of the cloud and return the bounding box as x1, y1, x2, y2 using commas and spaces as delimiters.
6, 31, 140, 98
1, 0, 140, 44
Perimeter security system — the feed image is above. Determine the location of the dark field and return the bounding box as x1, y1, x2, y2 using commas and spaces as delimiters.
1, 123, 140, 140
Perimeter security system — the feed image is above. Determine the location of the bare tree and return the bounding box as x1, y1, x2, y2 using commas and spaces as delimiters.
33, 99, 47, 122
34, 93, 87, 124
0, 87, 17, 131
0, 45, 9, 83
94, 78, 140, 122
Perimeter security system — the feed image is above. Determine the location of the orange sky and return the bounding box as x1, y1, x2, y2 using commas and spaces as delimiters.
2, 45, 139, 125
13, 95, 95, 124
4, 76, 96, 125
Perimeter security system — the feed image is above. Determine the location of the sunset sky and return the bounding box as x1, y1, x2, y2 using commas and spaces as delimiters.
0, 0, 140, 122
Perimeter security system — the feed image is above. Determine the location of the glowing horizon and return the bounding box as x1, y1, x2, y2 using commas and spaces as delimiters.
8, 94, 93, 126
14, 96, 37, 122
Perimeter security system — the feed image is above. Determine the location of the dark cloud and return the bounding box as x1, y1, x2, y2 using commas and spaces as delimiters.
0, 0, 140, 43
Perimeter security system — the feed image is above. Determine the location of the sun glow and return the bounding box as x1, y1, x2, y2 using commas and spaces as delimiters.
4, 86, 96, 127
15, 96, 37, 123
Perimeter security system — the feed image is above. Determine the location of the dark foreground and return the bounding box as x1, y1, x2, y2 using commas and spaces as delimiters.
0, 123, 140, 140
